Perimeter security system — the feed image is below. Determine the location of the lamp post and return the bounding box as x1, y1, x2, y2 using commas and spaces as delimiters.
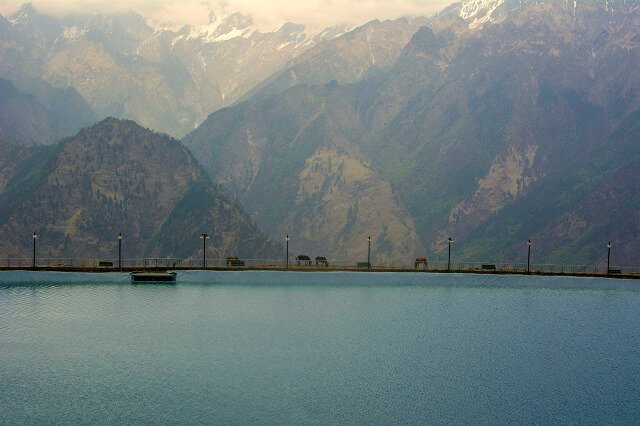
367, 236, 371, 269
447, 237, 453, 271
527, 239, 532, 273
32, 232, 37, 269
118, 233, 123, 270
286, 234, 289, 269
607, 242, 611, 274
201, 233, 209, 268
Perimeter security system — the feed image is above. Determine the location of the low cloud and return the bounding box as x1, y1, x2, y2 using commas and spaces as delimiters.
227, 0, 454, 30
1, 0, 454, 30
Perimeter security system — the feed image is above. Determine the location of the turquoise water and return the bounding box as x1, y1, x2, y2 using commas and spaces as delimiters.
0, 272, 638, 424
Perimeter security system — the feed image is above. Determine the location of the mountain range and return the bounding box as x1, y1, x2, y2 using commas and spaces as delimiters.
185, 0, 640, 265
0, 3, 348, 138
0, 0, 638, 266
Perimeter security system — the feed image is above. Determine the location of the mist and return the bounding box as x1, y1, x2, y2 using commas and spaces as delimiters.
1, 0, 455, 30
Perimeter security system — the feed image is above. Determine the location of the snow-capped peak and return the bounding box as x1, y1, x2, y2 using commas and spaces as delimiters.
187, 11, 256, 43
459, 0, 505, 28
7, 3, 34, 26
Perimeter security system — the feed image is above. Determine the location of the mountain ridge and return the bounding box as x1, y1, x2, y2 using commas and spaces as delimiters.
0, 3, 351, 137
0, 117, 280, 260
185, 0, 640, 266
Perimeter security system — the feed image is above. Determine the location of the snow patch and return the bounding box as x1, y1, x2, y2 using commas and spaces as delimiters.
460, 0, 505, 19
171, 35, 184, 46
460, 0, 505, 28
8, 10, 29, 27
196, 52, 207, 71
62, 25, 84, 39
190, 24, 253, 43
211, 28, 247, 42
185, 10, 258, 43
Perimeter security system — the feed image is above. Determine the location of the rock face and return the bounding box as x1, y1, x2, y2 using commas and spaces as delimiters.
0, 118, 279, 260
185, 83, 424, 262
247, 17, 433, 102
0, 4, 347, 138
283, 146, 422, 261
184, 80, 434, 261
186, 0, 640, 266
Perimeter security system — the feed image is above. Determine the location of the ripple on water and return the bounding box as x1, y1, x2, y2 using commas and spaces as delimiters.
0, 274, 638, 424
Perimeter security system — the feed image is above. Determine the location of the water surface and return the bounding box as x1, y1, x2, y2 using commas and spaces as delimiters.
1, 272, 638, 424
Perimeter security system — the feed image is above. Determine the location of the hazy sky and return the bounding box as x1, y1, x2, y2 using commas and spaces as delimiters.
1, 0, 456, 30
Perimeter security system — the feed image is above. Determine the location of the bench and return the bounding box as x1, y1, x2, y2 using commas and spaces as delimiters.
229, 260, 245, 267
608, 268, 622, 275
98, 261, 113, 267
357, 262, 370, 268
481, 264, 496, 270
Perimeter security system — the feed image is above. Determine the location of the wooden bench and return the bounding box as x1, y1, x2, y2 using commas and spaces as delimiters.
357, 262, 370, 268
98, 261, 113, 267
481, 264, 496, 270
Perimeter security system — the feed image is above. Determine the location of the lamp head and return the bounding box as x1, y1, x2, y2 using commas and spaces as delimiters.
118, 233, 123, 240
527, 239, 531, 246
286, 234, 289, 241
32, 232, 37, 239
607, 242, 611, 249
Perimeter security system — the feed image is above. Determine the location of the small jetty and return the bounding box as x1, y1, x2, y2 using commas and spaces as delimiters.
131, 271, 177, 283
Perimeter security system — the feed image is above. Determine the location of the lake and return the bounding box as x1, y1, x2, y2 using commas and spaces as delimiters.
1, 271, 638, 424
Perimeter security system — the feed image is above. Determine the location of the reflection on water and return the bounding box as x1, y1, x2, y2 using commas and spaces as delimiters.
0, 273, 638, 424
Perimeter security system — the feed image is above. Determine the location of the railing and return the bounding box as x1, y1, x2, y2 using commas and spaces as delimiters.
1, 257, 639, 276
